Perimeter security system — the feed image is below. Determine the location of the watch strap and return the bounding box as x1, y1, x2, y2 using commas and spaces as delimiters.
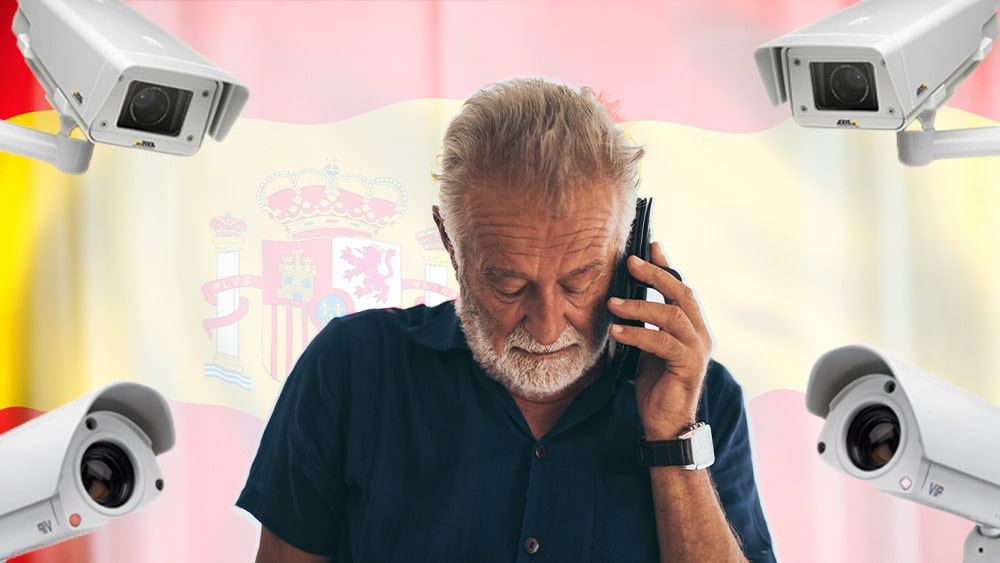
638, 435, 694, 467
638, 422, 714, 469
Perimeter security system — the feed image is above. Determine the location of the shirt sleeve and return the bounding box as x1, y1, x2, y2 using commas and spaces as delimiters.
701, 361, 778, 563
235, 323, 352, 557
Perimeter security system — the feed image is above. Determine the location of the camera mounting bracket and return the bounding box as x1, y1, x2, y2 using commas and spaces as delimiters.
0, 114, 93, 174
897, 108, 1000, 166
964, 524, 1000, 562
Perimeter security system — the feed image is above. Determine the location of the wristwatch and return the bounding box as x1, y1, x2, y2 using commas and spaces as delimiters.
638, 422, 715, 470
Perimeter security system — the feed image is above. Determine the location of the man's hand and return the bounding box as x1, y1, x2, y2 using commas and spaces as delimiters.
607, 241, 713, 440
607, 242, 748, 563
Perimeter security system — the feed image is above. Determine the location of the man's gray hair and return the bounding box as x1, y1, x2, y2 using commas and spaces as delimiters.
434, 77, 644, 269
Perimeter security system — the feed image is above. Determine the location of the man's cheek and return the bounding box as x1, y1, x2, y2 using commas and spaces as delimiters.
482, 300, 520, 329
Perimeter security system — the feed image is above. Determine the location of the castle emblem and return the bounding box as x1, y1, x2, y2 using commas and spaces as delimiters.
277, 249, 317, 302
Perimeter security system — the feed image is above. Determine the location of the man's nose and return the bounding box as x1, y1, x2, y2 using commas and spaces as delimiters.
523, 287, 568, 346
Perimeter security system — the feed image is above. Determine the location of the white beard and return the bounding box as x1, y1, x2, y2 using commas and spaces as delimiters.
455, 292, 611, 400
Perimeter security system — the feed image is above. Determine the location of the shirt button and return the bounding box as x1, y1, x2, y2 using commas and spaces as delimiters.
523, 536, 540, 554
533, 443, 547, 459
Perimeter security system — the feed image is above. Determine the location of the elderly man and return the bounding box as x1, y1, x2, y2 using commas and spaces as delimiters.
237, 77, 776, 562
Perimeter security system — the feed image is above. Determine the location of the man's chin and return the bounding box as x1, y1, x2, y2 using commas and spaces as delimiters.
501, 377, 584, 402
490, 353, 603, 401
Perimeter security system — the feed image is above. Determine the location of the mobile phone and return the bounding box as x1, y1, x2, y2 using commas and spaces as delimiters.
606, 197, 683, 382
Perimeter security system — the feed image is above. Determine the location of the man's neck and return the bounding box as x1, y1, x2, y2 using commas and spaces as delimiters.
510, 365, 603, 440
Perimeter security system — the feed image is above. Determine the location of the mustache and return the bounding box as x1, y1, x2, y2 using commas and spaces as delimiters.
504, 324, 584, 354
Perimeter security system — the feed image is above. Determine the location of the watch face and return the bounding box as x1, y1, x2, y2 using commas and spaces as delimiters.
689, 425, 716, 469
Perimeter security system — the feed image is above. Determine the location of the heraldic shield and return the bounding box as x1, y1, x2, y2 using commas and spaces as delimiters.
260, 237, 402, 381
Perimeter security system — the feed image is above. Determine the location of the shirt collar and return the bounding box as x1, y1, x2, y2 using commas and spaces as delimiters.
408, 300, 469, 352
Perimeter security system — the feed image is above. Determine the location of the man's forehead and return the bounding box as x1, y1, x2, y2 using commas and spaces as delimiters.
468, 216, 616, 254
466, 197, 617, 257
481, 259, 607, 280
464, 184, 620, 228
469, 230, 618, 285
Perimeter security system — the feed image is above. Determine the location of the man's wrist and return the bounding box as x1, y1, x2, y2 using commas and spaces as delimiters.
639, 423, 715, 469
642, 416, 697, 441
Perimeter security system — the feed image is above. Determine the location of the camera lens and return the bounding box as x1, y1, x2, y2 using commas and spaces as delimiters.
810, 61, 879, 111
830, 65, 871, 106
129, 86, 171, 127
81, 441, 135, 509
846, 404, 900, 471
116, 80, 193, 137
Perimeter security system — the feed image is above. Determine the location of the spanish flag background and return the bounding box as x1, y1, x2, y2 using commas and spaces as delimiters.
4, 0, 1000, 561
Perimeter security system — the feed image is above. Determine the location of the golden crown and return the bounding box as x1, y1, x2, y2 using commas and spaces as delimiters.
209, 214, 248, 237
257, 164, 407, 238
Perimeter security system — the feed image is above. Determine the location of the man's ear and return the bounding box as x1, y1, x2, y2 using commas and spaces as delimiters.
432, 205, 461, 274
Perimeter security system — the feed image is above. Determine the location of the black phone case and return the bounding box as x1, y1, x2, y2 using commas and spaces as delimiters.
607, 197, 682, 382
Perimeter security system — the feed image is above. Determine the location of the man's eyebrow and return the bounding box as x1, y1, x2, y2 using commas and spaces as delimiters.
563, 260, 605, 279
482, 260, 605, 281
482, 267, 527, 281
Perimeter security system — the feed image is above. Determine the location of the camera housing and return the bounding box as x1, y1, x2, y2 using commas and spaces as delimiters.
11, 0, 248, 156
755, 0, 1000, 130
0, 382, 174, 560
807, 345, 1000, 528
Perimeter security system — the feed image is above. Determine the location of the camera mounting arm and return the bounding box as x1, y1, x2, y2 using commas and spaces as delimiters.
896, 32, 1000, 166
897, 109, 1000, 166
0, 114, 94, 174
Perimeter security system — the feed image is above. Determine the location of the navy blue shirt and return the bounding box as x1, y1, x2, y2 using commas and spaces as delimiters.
237, 302, 776, 562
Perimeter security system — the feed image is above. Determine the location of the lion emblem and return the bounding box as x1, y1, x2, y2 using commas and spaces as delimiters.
340, 245, 396, 303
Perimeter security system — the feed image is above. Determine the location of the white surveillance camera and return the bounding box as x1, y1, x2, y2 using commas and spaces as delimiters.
1, 0, 249, 173
756, 0, 999, 131
807, 344, 1000, 561
754, 0, 1000, 166
0, 382, 175, 561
